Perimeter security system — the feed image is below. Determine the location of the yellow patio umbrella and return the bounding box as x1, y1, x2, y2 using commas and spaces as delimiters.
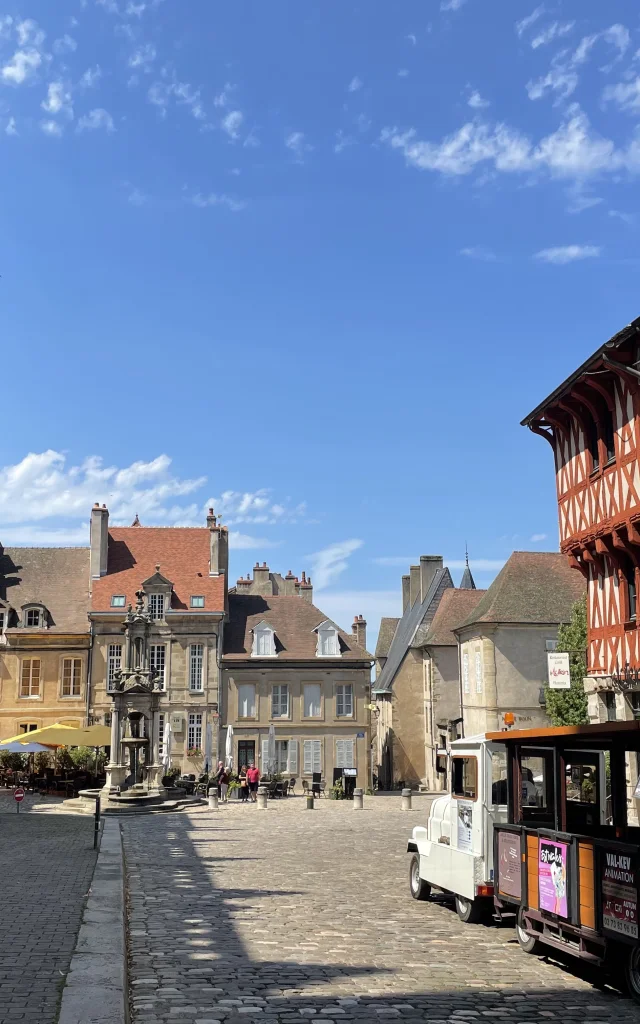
0, 723, 111, 747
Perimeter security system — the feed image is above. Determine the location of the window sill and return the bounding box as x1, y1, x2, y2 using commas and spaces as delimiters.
188, 689, 204, 695
60, 695, 82, 700
19, 695, 41, 700
238, 715, 257, 722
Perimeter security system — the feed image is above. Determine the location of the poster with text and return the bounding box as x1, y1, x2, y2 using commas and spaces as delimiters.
457, 801, 473, 853
498, 831, 521, 899
539, 839, 568, 917
602, 849, 638, 941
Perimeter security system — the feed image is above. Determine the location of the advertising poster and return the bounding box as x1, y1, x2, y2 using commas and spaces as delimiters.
498, 831, 521, 899
457, 801, 473, 853
539, 839, 568, 917
602, 850, 638, 941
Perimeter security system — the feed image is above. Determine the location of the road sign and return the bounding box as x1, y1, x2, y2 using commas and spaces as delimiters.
14, 787, 25, 802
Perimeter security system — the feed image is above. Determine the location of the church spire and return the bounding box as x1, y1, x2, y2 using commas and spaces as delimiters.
459, 544, 476, 590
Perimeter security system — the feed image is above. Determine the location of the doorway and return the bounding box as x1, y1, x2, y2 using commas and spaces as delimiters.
238, 740, 255, 767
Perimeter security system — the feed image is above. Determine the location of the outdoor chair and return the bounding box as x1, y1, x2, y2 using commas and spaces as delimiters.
289, 778, 296, 794
319, 781, 326, 797
301, 779, 309, 795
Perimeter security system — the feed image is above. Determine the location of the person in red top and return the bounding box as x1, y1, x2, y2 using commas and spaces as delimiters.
246, 763, 260, 802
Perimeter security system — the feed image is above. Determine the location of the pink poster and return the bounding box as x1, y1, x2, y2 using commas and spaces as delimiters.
538, 839, 568, 918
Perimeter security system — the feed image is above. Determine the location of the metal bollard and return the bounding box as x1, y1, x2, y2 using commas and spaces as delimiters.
306, 794, 314, 810
256, 785, 268, 810
401, 787, 412, 811
353, 787, 364, 810
208, 789, 219, 811
93, 795, 101, 849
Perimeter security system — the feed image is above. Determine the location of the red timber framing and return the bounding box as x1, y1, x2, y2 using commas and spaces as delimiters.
522, 318, 640, 678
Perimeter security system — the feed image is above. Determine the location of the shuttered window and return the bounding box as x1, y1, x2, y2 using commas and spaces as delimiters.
21, 659, 40, 697
303, 739, 322, 774
336, 684, 353, 718
61, 658, 82, 697
288, 739, 298, 774
275, 740, 289, 773
336, 738, 355, 769
271, 685, 289, 718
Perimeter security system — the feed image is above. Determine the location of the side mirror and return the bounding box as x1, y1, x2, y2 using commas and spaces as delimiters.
436, 754, 447, 775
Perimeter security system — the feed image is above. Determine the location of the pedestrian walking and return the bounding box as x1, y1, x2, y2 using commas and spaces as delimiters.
246, 762, 260, 802
213, 760, 225, 798
219, 766, 230, 803
239, 764, 249, 802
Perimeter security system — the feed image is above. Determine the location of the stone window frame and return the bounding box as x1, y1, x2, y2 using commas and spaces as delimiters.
60, 655, 83, 699
19, 657, 42, 700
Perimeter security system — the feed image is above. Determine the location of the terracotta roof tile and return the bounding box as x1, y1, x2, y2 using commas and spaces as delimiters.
223, 593, 372, 661
91, 527, 225, 612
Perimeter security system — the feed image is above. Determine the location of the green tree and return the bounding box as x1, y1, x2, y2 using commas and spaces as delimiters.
545, 595, 589, 726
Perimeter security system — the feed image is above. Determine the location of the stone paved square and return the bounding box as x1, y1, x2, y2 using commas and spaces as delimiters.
122, 798, 640, 1024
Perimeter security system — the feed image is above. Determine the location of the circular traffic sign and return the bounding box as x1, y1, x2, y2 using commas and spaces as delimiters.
14, 787, 25, 803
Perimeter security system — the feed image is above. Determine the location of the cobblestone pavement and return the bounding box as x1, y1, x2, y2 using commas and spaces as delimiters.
123, 799, 640, 1024
0, 813, 97, 1023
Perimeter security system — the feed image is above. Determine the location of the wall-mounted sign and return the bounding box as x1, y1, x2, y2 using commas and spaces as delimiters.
497, 831, 521, 899
601, 849, 638, 941
170, 714, 184, 731
356, 732, 365, 738
547, 652, 571, 690
539, 839, 568, 917
457, 801, 473, 853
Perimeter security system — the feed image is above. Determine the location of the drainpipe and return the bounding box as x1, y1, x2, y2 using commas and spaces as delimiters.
85, 617, 94, 727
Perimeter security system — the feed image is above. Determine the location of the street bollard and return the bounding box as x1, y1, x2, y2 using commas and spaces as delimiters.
353, 788, 364, 810
256, 784, 268, 810
306, 794, 314, 810
208, 789, 219, 811
93, 795, 101, 849
401, 787, 412, 811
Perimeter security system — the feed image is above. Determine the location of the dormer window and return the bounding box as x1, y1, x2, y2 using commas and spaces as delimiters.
252, 622, 276, 658
111, 595, 126, 608
316, 621, 341, 658
190, 595, 205, 608
23, 605, 46, 629
148, 594, 165, 621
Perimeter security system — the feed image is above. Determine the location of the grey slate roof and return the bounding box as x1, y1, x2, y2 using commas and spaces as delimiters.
375, 617, 400, 660
416, 588, 486, 647
459, 564, 476, 590
0, 546, 90, 633
372, 568, 453, 694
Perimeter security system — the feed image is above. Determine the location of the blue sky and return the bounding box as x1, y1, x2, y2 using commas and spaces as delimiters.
1, 0, 640, 649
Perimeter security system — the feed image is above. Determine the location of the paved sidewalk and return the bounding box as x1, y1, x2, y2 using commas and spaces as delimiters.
123, 799, 640, 1024
0, 813, 97, 1023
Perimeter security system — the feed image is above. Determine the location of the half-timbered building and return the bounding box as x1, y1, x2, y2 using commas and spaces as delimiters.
522, 316, 640, 723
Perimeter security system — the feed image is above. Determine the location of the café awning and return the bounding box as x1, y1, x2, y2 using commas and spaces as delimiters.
0, 723, 112, 747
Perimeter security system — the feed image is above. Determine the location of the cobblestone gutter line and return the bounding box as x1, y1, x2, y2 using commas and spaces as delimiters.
57, 819, 127, 1024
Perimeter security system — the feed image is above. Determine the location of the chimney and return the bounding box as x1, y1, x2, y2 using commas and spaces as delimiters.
409, 565, 421, 607
208, 509, 228, 576
352, 614, 367, 650
253, 561, 272, 596
299, 571, 313, 604
402, 575, 411, 613
420, 555, 443, 602
283, 570, 297, 596
90, 503, 109, 580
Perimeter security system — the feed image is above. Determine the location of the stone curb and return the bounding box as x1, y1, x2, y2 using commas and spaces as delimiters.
58, 818, 127, 1024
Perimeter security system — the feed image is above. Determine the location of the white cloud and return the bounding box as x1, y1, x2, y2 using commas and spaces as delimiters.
534, 244, 600, 264
0, 15, 13, 40
565, 183, 602, 213
126, 2, 147, 15
129, 43, 156, 71
459, 246, 497, 261
148, 77, 205, 122
53, 34, 77, 55
306, 540, 363, 591
128, 187, 148, 205
603, 77, 640, 112
77, 108, 115, 132
334, 129, 356, 154
5, 116, 17, 135
441, 0, 466, 11
528, 23, 629, 103
526, 68, 578, 102
530, 533, 548, 542
406, 33, 417, 46
189, 192, 246, 212
40, 119, 64, 137
516, 6, 544, 37
228, 532, 278, 550
285, 130, 312, 163
79, 66, 102, 89
96, 0, 120, 12
214, 81, 235, 108
530, 21, 574, 50
16, 19, 45, 47
348, 76, 362, 92
2, 48, 42, 85
42, 81, 73, 119
609, 209, 634, 224
222, 109, 243, 140
209, 489, 307, 526
468, 89, 489, 109
397, 68, 409, 78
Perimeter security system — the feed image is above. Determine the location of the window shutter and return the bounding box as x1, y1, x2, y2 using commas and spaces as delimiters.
303, 740, 312, 774
336, 739, 345, 768
345, 739, 354, 768
271, 687, 278, 717
261, 738, 269, 769
313, 739, 322, 774
288, 739, 298, 774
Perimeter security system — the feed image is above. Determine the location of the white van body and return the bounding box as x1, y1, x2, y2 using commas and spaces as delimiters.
410, 734, 508, 901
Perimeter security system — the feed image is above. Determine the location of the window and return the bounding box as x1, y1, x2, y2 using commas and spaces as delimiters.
189, 644, 204, 691
148, 593, 165, 621
303, 738, 322, 775
238, 684, 256, 718
107, 644, 122, 692
317, 625, 340, 657
238, 740, 256, 768
187, 712, 202, 750
491, 749, 508, 806
475, 650, 483, 694
336, 684, 353, 718
150, 644, 166, 689
20, 659, 40, 697
61, 658, 82, 697
303, 683, 321, 718
588, 417, 600, 471
0, 611, 4, 632
104, 712, 112, 727
190, 595, 205, 608
271, 685, 289, 718
19, 723, 37, 733
158, 713, 165, 759
604, 408, 615, 462
275, 739, 289, 774
462, 650, 470, 694
452, 756, 477, 799
545, 638, 558, 652
336, 738, 355, 769
521, 751, 553, 814
621, 556, 637, 622
25, 608, 42, 628
603, 691, 617, 722
111, 595, 126, 608
253, 625, 276, 657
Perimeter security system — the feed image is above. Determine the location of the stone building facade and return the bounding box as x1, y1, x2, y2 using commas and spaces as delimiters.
221, 563, 373, 791
88, 505, 227, 775
0, 545, 91, 741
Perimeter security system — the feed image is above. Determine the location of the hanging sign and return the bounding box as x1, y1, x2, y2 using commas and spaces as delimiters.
547, 652, 571, 690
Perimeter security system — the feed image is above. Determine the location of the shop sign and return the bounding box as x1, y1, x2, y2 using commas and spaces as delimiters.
539, 839, 568, 917
497, 831, 521, 899
602, 849, 638, 941
547, 652, 571, 689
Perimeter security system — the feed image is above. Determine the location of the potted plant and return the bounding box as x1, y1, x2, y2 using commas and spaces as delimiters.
186, 747, 203, 758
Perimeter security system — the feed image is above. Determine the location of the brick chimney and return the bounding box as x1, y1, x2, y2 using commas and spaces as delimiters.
402, 574, 410, 613
420, 555, 443, 602
409, 565, 421, 606
283, 570, 298, 596
352, 614, 367, 650
90, 503, 109, 580
208, 508, 229, 577
253, 562, 272, 596
299, 571, 313, 604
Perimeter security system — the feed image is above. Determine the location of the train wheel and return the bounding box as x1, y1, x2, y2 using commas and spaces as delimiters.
409, 855, 431, 901
516, 907, 544, 954
455, 895, 486, 924
624, 944, 640, 1003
